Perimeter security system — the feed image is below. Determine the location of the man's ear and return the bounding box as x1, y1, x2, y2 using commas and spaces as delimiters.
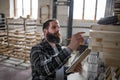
43, 29, 48, 35
43, 29, 47, 33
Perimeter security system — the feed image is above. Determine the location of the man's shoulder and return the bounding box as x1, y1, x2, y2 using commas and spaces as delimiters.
32, 39, 45, 47
32, 43, 42, 49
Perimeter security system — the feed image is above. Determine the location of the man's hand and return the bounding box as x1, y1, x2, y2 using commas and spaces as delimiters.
73, 62, 82, 72
68, 32, 85, 51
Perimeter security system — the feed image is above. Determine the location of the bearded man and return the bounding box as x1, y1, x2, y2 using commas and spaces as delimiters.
30, 19, 84, 80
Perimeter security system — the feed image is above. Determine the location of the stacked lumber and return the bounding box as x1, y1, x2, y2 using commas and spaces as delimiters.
0, 31, 7, 45
7, 18, 25, 60
8, 30, 26, 59
23, 19, 38, 60
89, 25, 120, 67
0, 18, 9, 56
2, 18, 42, 61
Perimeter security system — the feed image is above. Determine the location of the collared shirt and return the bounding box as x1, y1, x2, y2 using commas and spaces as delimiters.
30, 39, 72, 80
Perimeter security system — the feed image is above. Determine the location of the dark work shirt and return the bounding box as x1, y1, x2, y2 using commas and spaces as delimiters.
30, 39, 72, 80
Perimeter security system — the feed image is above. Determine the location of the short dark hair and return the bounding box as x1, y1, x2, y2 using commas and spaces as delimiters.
42, 19, 57, 31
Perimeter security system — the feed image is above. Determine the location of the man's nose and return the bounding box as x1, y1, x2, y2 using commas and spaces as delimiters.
56, 27, 60, 31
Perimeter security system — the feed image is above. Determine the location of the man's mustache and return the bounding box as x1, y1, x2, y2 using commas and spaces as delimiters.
53, 32, 60, 36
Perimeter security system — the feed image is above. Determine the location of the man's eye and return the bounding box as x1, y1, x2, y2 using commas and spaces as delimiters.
52, 26, 56, 29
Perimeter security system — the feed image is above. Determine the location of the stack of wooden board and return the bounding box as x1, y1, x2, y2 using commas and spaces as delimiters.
7, 18, 26, 60
4, 18, 42, 61
0, 18, 9, 56
89, 25, 120, 67
24, 19, 41, 60
8, 30, 26, 59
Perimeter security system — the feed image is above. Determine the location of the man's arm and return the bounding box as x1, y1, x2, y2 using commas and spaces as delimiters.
30, 46, 72, 76
30, 32, 85, 76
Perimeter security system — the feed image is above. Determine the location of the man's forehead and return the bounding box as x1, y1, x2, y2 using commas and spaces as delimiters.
50, 20, 58, 24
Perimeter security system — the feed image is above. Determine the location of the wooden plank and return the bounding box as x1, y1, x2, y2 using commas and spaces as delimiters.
0, 33, 7, 36
103, 48, 120, 53
0, 45, 8, 48
103, 56, 120, 62
26, 37, 36, 40
25, 32, 35, 36
90, 46, 120, 53
106, 73, 112, 80
0, 48, 9, 52
90, 31, 120, 40
25, 43, 36, 47
9, 38, 25, 41
8, 40, 17, 44
66, 49, 91, 73
14, 50, 24, 52
9, 30, 25, 34
89, 37, 120, 44
115, 68, 120, 78
89, 37, 102, 51
36, 37, 41, 40
24, 48, 31, 51
91, 25, 120, 32
91, 46, 103, 52
102, 41, 120, 49
103, 58, 120, 67
102, 52, 120, 60
89, 38, 120, 50
25, 39, 36, 43
89, 37, 103, 47
105, 67, 111, 77
14, 35, 25, 38
102, 50, 120, 56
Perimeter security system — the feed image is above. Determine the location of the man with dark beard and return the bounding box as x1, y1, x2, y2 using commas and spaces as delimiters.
30, 19, 85, 80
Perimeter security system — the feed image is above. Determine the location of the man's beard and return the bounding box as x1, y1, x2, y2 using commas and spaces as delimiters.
46, 32, 61, 44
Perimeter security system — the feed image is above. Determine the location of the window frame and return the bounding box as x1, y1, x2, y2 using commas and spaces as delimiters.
13, 0, 37, 18
73, 0, 106, 22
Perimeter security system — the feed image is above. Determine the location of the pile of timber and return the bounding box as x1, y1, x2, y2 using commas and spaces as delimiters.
89, 25, 120, 67
0, 18, 41, 61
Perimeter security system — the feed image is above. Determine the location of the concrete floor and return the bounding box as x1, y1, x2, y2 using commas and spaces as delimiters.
0, 57, 32, 80
0, 55, 89, 80
0, 64, 87, 80
0, 64, 32, 80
